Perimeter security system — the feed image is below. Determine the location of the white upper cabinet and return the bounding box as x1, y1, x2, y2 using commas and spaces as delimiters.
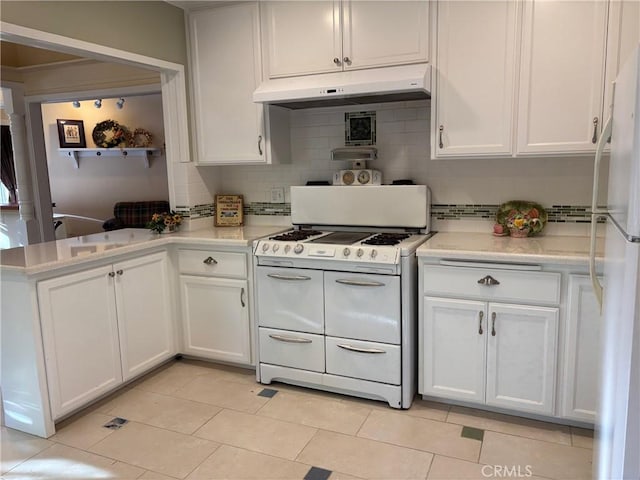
189, 3, 289, 165
342, 1, 429, 71
603, 0, 640, 121
433, 1, 519, 158
262, 1, 429, 78
516, 0, 608, 155
262, 1, 342, 77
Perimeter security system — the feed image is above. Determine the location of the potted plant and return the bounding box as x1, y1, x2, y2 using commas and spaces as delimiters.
147, 211, 183, 234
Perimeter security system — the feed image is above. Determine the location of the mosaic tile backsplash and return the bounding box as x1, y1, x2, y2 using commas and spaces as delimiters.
180, 202, 597, 223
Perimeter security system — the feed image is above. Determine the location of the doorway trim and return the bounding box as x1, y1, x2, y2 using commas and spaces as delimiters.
0, 21, 190, 243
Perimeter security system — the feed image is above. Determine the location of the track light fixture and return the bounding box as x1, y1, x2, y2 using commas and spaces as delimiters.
72, 100, 81, 108
116, 98, 125, 109
94, 99, 102, 109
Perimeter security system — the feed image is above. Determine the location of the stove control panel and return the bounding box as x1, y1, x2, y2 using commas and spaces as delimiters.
255, 241, 399, 264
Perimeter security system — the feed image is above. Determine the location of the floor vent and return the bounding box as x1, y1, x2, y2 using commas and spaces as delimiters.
103, 417, 129, 430
257, 388, 278, 398
304, 466, 332, 480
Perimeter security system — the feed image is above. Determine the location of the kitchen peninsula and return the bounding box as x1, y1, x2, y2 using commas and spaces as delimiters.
1, 225, 286, 438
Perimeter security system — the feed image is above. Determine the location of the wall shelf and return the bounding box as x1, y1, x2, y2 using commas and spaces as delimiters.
58, 148, 162, 168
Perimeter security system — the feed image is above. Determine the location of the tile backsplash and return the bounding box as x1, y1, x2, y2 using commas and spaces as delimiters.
195, 99, 605, 232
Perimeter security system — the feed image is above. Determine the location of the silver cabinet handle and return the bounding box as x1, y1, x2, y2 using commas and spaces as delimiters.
477, 275, 500, 286
240, 287, 246, 307
335, 279, 384, 287
491, 311, 497, 336
343, 56, 351, 65
337, 344, 386, 354
203, 256, 218, 265
478, 311, 484, 335
592, 117, 599, 144
267, 273, 311, 281
333, 57, 342, 66
108, 271, 115, 278
439, 125, 444, 149
116, 269, 123, 276
268, 334, 312, 344
257, 135, 263, 155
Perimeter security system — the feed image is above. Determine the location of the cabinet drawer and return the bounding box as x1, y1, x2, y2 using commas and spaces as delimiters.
325, 336, 400, 385
259, 327, 324, 373
423, 265, 560, 306
178, 249, 246, 278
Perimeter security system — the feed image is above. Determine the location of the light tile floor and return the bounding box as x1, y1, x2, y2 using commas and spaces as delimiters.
1, 360, 594, 479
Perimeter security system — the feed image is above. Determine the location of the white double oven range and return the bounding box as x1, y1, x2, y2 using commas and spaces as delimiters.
253, 185, 432, 408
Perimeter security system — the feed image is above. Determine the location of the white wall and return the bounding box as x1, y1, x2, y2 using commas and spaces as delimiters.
41, 94, 168, 237
213, 99, 605, 208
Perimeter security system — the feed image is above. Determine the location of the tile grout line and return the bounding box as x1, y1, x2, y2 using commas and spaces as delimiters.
2, 441, 56, 476
180, 441, 223, 480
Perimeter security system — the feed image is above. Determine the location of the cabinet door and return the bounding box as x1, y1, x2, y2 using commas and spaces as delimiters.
433, 1, 519, 157
342, 1, 429, 70
181, 275, 251, 365
38, 266, 122, 419
262, 1, 341, 77
114, 252, 174, 381
603, 0, 640, 121
562, 275, 601, 422
516, 0, 608, 154
486, 303, 558, 415
189, 3, 266, 164
421, 297, 486, 402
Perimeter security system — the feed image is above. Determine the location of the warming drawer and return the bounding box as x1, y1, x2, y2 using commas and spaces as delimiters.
325, 336, 400, 385
259, 327, 325, 373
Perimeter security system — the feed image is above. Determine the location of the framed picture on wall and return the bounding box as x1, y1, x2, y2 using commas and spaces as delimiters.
56, 119, 86, 148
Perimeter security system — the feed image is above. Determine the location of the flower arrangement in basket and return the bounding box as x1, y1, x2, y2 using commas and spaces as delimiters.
147, 211, 183, 234
92, 119, 131, 148
494, 201, 547, 238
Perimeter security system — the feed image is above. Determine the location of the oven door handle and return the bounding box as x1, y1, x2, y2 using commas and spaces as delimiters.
267, 273, 312, 281
337, 344, 387, 354
268, 334, 313, 344
335, 279, 385, 287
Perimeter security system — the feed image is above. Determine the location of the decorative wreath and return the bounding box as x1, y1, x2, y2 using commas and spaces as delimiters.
129, 128, 153, 148
92, 119, 131, 148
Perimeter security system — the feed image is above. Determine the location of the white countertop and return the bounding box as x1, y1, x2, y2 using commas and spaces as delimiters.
0, 226, 288, 275
417, 232, 604, 266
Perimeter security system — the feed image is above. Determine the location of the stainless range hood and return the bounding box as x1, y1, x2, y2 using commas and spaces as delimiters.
253, 63, 431, 109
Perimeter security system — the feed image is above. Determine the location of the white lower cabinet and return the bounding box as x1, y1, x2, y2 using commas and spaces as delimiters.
115, 254, 174, 381
181, 276, 250, 364
422, 297, 487, 403
561, 274, 601, 422
485, 303, 558, 414
38, 251, 174, 419
178, 248, 252, 365
420, 262, 560, 416
422, 297, 558, 415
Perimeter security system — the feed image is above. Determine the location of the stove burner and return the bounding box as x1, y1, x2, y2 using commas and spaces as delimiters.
362, 233, 411, 246
270, 229, 323, 242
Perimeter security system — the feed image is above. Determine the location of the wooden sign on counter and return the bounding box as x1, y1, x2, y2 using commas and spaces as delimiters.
215, 194, 244, 226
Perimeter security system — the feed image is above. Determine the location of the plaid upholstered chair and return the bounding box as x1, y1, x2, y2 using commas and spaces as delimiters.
102, 200, 170, 231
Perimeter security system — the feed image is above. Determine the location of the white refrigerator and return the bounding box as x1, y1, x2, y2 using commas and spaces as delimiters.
590, 45, 640, 480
